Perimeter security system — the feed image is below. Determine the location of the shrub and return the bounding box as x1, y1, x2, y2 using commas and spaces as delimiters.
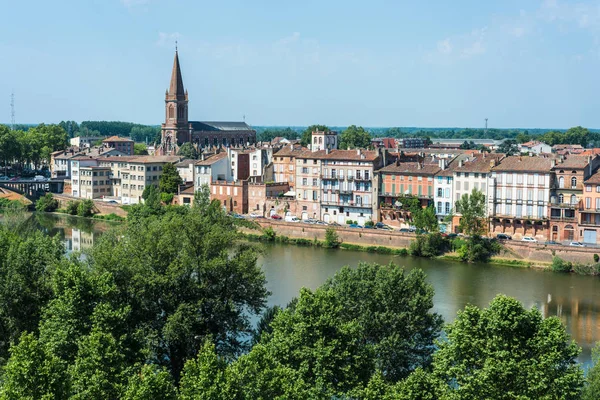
409, 233, 448, 258
456, 235, 500, 263
551, 256, 572, 273
594, 254, 599, 263
346, 219, 353, 225
398, 248, 409, 256
66, 201, 80, 215
77, 199, 95, 217
262, 227, 276, 242
365, 220, 374, 228
324, 228, 340, 249
573, 263, 596, 276
35, 193, 58, 212
293, 238, 312, 246
160, 192, 174, 204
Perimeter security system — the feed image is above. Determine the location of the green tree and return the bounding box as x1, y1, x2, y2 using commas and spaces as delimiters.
300, 124, 329, 147
324, 227, 341, 248
339, 125, 371, 149
583, 343, 600, 400
133, 143, 148, 155
496, 139, 519, 155
413, 205, 438, 233
158, 163, 183, 194
178, 143, 199, 159
35, 193, 59, 212
66, 200, 80, 215
454, 189, 486, 236
124, 364, 177, 400
178, 341, 228, 400
0, 332, 69, 400
433, 294, 584, 399
77, 199, 95, 217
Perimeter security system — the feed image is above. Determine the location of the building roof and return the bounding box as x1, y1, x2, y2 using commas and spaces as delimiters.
296, 149, 380, 162
273, 145, 306, 157
175, 159, 197, 168
103, 135, 133, 143
580, 148, 600, 156
80, 165, 111, 170
129, 156, 181, 164
455, 153, 505, 173
493, 155, 554, 173
195, 152, 228, 166
436, 155, 464, 177
378, 161, 441, 176
190, 121, 254, 132
520, 140, 543, 147
584, 169, 600, 184
552, 155, 591, 170
98, 156, 139, 163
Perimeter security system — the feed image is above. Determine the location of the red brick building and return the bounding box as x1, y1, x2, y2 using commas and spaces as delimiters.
248, 182, 290, 216
102, 136, 134, 155
210, 180, 248, 214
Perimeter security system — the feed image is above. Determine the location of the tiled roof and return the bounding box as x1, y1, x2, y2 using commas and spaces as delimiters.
378, 162, 441, 176
584, 169, 600, 184
321, 149, 380, 161
436, 155, 465, 177
103, 135, 133, 142
195, 152, 228, 166
130, 156, 181, 164
455, 153, 505, 173
98, 156, 139, 163
493, 156, 554, 173
580, 148, 600, 156
274, 145, 307, 157
553, 155, 591, 170
175, 159, 197, 168
190, 121, 254, 132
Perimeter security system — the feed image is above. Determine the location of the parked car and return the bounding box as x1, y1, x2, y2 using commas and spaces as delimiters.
496, 233, 512, 240
303, 218, 318, 224
33, 175, 47, 181
270, 214, 282, 220
363, 224, 374, 229
545, 240, 561, 246
521, 236, 538, 243
106, 200, 119, 204
0, 176, 8, 181
349, 224, 363, 229
399, 228, 411, 233
231, 213, 244, 219
447, 233, 458, 239
315, 221, 327, 225
249, 212, 262, 218
9, 176, 20, 181
284, 215, 300, 222
375, 222, 393, 230
569, 241, 585, 247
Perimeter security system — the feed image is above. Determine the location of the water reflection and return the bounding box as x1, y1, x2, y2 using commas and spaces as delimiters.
18, 214, 600, 369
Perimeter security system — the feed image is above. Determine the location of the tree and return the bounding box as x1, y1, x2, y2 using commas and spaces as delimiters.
323, 227, 340, 248
178, 341, 228, 400
124, 364, 177, 400
178, 143, 199, 159
454, 189, 486, 236
496, 139, 519, 155
133, 143, 148, 155
77, 199, 95, 217
433, 295, 584, 399
300, 124, 329, 147
158, 163, 183, 194
583, 343, 600, 400
35, 193, 59, 212
413, 205, 439, 233
339, 125, 371, 149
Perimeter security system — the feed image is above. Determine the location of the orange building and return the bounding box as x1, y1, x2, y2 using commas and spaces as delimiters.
580, 169, 600, 244
273, 144, 304, 191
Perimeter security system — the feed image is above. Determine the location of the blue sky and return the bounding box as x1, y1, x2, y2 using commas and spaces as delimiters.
1, 0, 599, 129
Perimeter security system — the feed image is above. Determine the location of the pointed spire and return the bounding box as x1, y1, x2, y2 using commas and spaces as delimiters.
168, 48, 185, 99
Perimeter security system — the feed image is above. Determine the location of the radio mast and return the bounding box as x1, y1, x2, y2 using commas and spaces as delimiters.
10, 92, 15, 130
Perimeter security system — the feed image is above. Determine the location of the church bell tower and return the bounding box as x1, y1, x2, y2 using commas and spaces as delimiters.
160, 47, 191, 155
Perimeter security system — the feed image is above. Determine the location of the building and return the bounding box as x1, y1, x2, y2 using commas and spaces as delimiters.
548, 155, 600, 242
553, 144, 584, 156
294, 151, 323, 220
194, 152, 230, 192
433, 157, 461, 225
311, 130, 338, 151
371, 138, 397, 149
247, 182, 290, 216
175, 159, 196, 183
51, 146, 125, 178
320, 149, 383, 225
580, 169, 600, 244
102, 136, 134, 155
77, 166, 112, 199
211, 180, 248, 214
70, 136, 103, 149
397, 137, 427, 149
156, 50, 256, 155
519, 140, 552, 155
488, 156, 554, 240
273, 144, 303, 191
229, 150, 250, 181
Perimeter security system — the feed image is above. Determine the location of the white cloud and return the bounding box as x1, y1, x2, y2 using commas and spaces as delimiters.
156, 32, 181, 48
462, 28, 487, 57
437, 38, 452, 54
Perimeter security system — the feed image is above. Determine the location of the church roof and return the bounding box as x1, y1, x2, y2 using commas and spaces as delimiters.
190, 121, 254, 132
168, 51, 186, 99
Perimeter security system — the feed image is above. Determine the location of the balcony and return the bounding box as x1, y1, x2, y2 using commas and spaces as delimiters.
550, 203, 578, 209
580, 207, 600, 214
321, 174, 337, 180
355, 175, 371, 181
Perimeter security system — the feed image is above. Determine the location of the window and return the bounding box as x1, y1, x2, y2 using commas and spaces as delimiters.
516, 204, 522, 217
586, 197, 591, 209
465, 173, 470, 178
517, 175, 523, 184
496, 189, 501, 198
586, 185, 592, 192
538, 206, 544, 218
571, 194, 577, 205
464, 182, 469, 191
597, 185, 600, 193
302, 167, 308, 174
445, 188, 450, 198
495, 203, 501, 214
516, 189, 523, 200
571, 177, 577, 188
437, 188, 443, 197
596, 198, 600, 210
506, 189, 512, 200
527, 189, 533, 201
438, 176, 442, 183
445, 202, 450, 214
437, 202, 442, 214
506, 174, 513, 184
527, 175, 534, 185
559, 176, 564, 188
302, 178, 307, 185
456, 181, 461, 191
312, 178, 318, 186
526, 205, 533, 217
313, 191, 317, 201
474, 173, 479, 178
558, 194, 564, 204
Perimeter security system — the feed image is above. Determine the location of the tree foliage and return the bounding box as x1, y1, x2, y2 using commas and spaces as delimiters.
35, 193, 59, 212
339, 125, 372, 150
496, 139, 519, 155
300, 124, 329, 147
177, 143, 199, 159
158, 163, 183, 194
455, 189, 486, 236
583, 343, 600, 400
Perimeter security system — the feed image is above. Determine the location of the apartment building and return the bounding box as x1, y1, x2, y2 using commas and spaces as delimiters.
580, 169, 600, 244
273, 145, 303, 191
102, 136, 135, 155
248, 182, 290, 216
77, 166, 112, 199
194, 152, 230, 192
70, 157, 100, 198
519, 141, 551, 155
176, 159, 196, 183
488, 156, 553, 240
549, 155, 600, 242
311, 130, 338, 151
320, 149, 382, 225
119, 156, 181, 204
433, 157, 460, 225
211, 180, 248, 214
295, 151, 322, 220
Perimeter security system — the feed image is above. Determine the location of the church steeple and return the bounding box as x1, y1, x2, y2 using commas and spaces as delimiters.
168, 49, 186, 100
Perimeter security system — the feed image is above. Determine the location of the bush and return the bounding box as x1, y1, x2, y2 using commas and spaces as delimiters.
594, 254, 599, 263
456, 235, 500, 263
262, 227, 276, 242
292, 238, 312, 246
572, 263, 597, 276
398, 248, 409, 256
77, 199, 95, 217
160, 192, 174, 204
365, 220, 374, 227
92, 213, 125, 222
324, 228, 340, 249
66, 201, 80, 215
409, 233, 448, 258
346, 219, 353, 225
35, 193, 58, 212
551, 256, 572, 273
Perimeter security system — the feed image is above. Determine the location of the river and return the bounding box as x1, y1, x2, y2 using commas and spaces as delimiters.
24, 213, 600, 369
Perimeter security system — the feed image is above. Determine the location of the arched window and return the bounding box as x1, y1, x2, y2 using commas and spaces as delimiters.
559, 176, 564, 188
571, 177, 577, 188
558, 194, 564, 204
319, 137, 322, 144
314, 137, 318, 143
571, 194, 577, 205
168, 105, 175, 119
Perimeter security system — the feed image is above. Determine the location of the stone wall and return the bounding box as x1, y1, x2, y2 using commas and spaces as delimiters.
53, 194, 128, 217
503, 241, 599, 265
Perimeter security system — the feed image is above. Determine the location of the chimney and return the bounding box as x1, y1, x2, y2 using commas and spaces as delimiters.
551, 159, 556, 168
417, 162, 422, 170
490, 159, 496, 168
326, 148, 330, 154
356, 149, 361, 156
458, 160, 463, 168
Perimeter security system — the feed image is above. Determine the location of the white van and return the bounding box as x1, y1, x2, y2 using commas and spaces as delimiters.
34, 175, 47, 181
285, 215, 300, 222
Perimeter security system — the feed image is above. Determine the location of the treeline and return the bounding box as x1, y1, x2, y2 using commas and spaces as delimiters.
0, 123, 69, 170
0, 200, 599, 398
58, 121, 161, 143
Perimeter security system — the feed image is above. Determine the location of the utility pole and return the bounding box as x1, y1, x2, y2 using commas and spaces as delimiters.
484, 118, 488, 134
10, 92, 15, 130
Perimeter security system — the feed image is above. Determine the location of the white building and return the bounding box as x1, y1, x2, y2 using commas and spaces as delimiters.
194, 152, 230, 192
311, 130, 338, 152
519, 141, 552, 155
176, 159, 196, 183
70, 157, 100, 198
433, 158, 455, 223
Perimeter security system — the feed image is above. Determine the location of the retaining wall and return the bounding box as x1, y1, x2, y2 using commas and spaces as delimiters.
53, 194, 128, 217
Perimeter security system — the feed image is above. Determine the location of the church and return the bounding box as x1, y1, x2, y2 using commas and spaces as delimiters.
156, 49, 256, 155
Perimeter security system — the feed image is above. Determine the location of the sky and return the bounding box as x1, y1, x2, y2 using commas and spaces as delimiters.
0, 0, 599, 129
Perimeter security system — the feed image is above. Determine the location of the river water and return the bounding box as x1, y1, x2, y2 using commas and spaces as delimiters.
24, 213, 600, 368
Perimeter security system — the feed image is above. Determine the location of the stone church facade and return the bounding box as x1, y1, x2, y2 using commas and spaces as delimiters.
157, 50, 256, 155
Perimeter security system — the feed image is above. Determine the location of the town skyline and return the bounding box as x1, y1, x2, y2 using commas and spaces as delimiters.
1, 0, 600, 129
